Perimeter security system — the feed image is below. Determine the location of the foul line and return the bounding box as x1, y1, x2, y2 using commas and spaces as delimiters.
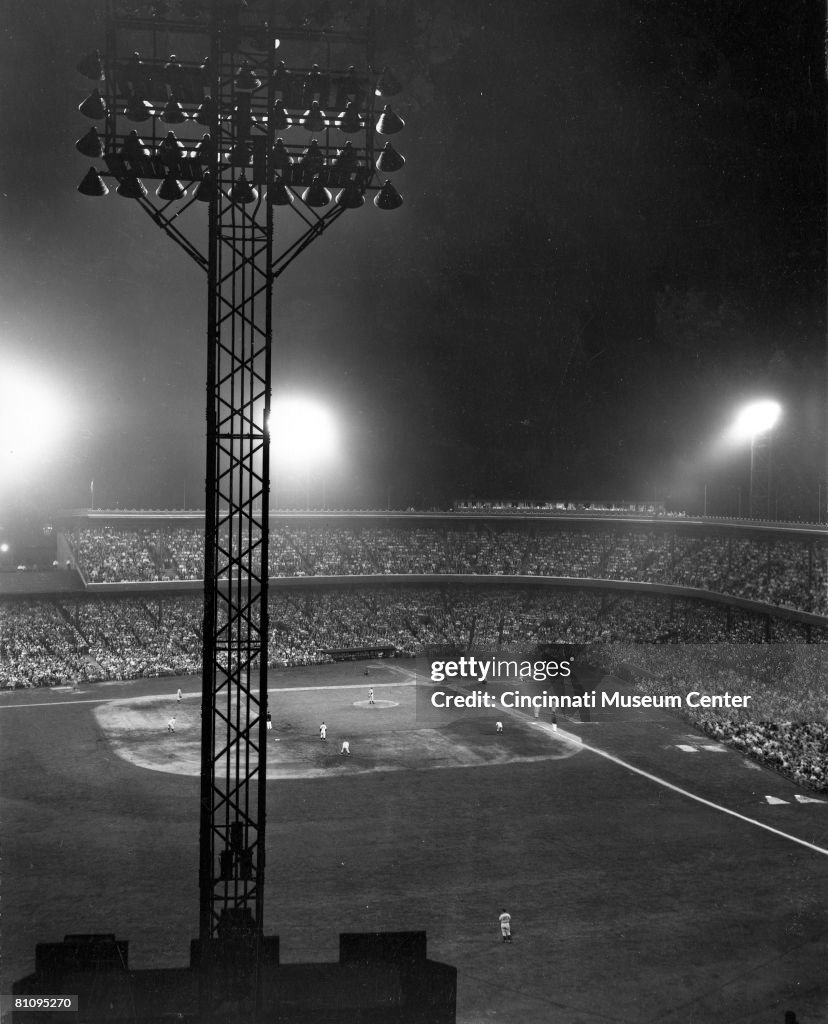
538, 723, 828, 858
0, 681, 415, 711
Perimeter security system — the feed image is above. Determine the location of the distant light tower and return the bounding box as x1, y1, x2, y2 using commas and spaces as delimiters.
730, 400, 781, 519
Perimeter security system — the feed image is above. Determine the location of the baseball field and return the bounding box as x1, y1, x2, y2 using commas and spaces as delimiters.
1, 659, 827, 1022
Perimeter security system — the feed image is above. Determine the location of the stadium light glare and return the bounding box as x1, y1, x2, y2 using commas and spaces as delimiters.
0, 368, 66, 479
727, 399, 781, 518
268, 396, 337, 466
728, 399, 781, 442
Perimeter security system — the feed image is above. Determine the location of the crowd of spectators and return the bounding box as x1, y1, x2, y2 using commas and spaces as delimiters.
3, 585, 826, 791
1, 586, 824, 690
595, 643, 828, 791
66, 523, 827, 615
0, 601, 93, 688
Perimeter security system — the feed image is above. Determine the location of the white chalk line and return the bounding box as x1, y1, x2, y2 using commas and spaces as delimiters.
531, 721, 828, 858
0, 680, 415, 711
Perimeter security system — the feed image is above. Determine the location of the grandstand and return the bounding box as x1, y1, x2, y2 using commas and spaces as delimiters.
45, 508, 828, 611
2, 509, 825, 690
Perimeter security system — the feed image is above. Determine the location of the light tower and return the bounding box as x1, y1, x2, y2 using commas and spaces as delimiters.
729, 400, 781, 519
75, 0, 406, 1014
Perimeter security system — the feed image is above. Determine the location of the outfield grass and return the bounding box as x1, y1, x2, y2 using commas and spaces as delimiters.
2, 661, 827, 1022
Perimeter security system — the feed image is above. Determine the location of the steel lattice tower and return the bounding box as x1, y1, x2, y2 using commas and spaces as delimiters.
75, 0, 405, 1011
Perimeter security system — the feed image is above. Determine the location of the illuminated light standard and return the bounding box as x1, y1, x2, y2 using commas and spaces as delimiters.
72, 1, 408, 1017
729, 400, 781, 519
269, 395, 337, 509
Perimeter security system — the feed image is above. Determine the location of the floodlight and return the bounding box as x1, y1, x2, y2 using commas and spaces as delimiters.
78, 167, 109, 196
301, 101, 327, 133
302, 64, 323, 103
229, 141, 253, 167
268, 178, 294, 205
376, 141, 405, 173
272, 60, 293, 98
194, 173, 215, 202
194, 133, 215, 163
335, 182, 365, 208
157, 170, 187, 201
333, 142, 360, 174
337, 101, 362, 134
157, 131, 186, 169
116, 174, 148, 199
730, 400, 781, 441
270, 99, 289, 131
76, 127, 104, 158
121, 130, 151, 162
124, 93, 154, 122
79, 89, 107, 119
229, 173, 258, 204
268, 396, 337, 465
160, 97, 188, 124
374, 179, 403, 210
270, 139, 293, 172
299, 140, 325, 173
0, 368, 67, 475
163, 54, 183, 89
235, 62, 262, 93
375, 104, 404, 135
302, 176, 332, 207
194, 96, 216, 126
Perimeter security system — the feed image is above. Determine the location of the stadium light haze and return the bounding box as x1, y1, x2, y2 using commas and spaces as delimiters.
728, 399, 782, 518
0, 367, 67, 487
728, 399, 781, 442
268, 395, 337, 466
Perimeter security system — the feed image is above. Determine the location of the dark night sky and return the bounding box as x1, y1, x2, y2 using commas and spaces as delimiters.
0, 0, 825, 524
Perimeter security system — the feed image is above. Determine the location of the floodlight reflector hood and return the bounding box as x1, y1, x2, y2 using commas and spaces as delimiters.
375, 104, 404, 135
79, 89, 107, 119
337, 101, 362, 134
76, 127, 104, 158
116, 174, 148, 199
78, 167, 109, 196
374, 179, 403, 209
302, 176, 331, 207
376, 142, 405, 173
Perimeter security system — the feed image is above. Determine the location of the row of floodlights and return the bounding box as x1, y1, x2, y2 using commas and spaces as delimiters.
77, 129, 405, 176
77, 52, 402, 133
79, 89, 405, 136
76, 50, 404, 209
78, 168, 403, 209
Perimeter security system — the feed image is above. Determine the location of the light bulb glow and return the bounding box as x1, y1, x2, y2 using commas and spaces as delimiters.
268, 396, 336, 466
730, 400, 782, 441
0, 367, 66, 475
